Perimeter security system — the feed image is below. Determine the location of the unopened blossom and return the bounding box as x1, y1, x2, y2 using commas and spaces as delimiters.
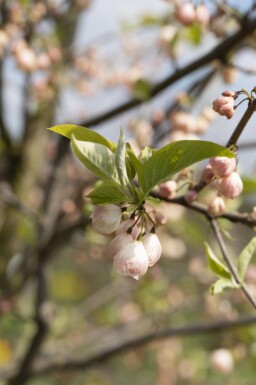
209, 156, 236, 178
175, 3, 195, 26
108, 233, 133, 258
208, 196, 226, 215
170, 111, 197, 133
222, 67, 237, 84
219, 172, 243, 199
210, 349, 234, 374
202, 164, 214, 183
185, 190, 198, 204
212, 96, 234, 119
91, 204, 122, 234
116, 219, 139, 240
195, 5, 210, 27
113, 241, 149, 280
142, 233, 162, 266
159, 180, 177, 199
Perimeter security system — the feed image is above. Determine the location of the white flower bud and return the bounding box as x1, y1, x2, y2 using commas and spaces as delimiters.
113, 241, 149, 280
175, 3, 195, 26
108, 233, 133, 258
91, 204, 122, 235
209, 157, 236, 178
142, 233, 162, 266
219, 172, 243, 199
208, 196, 226, 215
159, 180, 177, 199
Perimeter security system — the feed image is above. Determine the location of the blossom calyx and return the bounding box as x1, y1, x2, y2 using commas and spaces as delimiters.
113, 241, 149, 280
91, 204, 122, 235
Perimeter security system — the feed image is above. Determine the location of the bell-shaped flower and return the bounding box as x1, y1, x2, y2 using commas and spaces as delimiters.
142, 233, 162, 266
91, 204, 122, 235
113, 241, 149, 280
108, 233, 133, 258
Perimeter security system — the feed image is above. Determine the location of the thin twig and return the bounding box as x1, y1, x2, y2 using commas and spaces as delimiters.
78, 16, 256, 128
210, 218, 256, 310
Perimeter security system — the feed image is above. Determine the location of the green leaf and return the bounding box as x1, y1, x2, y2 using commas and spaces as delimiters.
48, 124, 116, 151
126, 143, 143, 175
210, 278, 238, 295
87, 181, 131, 205
71, 135, 118, 181
138, 140, 234, 194
242, 178, 256, 194
205, 242, 231, 279
237, 237, 256, 281
132, 79, 151, 101
115, 130, 131, 188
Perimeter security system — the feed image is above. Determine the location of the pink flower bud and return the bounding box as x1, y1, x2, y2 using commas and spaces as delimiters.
91, 204, 122, 234
159, 180, 177, 199
116, 219, 139, 240
195, 5, 210, 27
212, 96, 234, 119
209, 156, 236, 178
222, 90, 236, 97
202, 164, 214, 183
113, 241, 149, 280
170, 111, 197, 133
185, 190, 198, 204
208, 196, 226, 215
219, 172, 243, 199
175, 3, 195, 26
142, 233, 162, 266
108, 233, 133, 258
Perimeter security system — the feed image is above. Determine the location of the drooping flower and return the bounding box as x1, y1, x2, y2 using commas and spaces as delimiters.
142, 233, 162, 266
108, 233, 133, 258
91, 204, 122, 235
113, 241, 149, 280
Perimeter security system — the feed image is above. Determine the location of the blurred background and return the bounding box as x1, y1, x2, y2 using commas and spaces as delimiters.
1, 1, 256, 384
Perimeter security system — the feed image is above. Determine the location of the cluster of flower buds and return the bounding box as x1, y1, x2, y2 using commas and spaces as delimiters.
202, 156, 243, 214
90, 204, 163, 280
212, 91, 236, 119
175, 2, 210, 27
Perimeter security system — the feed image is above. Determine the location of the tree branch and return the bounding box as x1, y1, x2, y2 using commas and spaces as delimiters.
78, 16, 256, 128
26, 315, 256, 378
